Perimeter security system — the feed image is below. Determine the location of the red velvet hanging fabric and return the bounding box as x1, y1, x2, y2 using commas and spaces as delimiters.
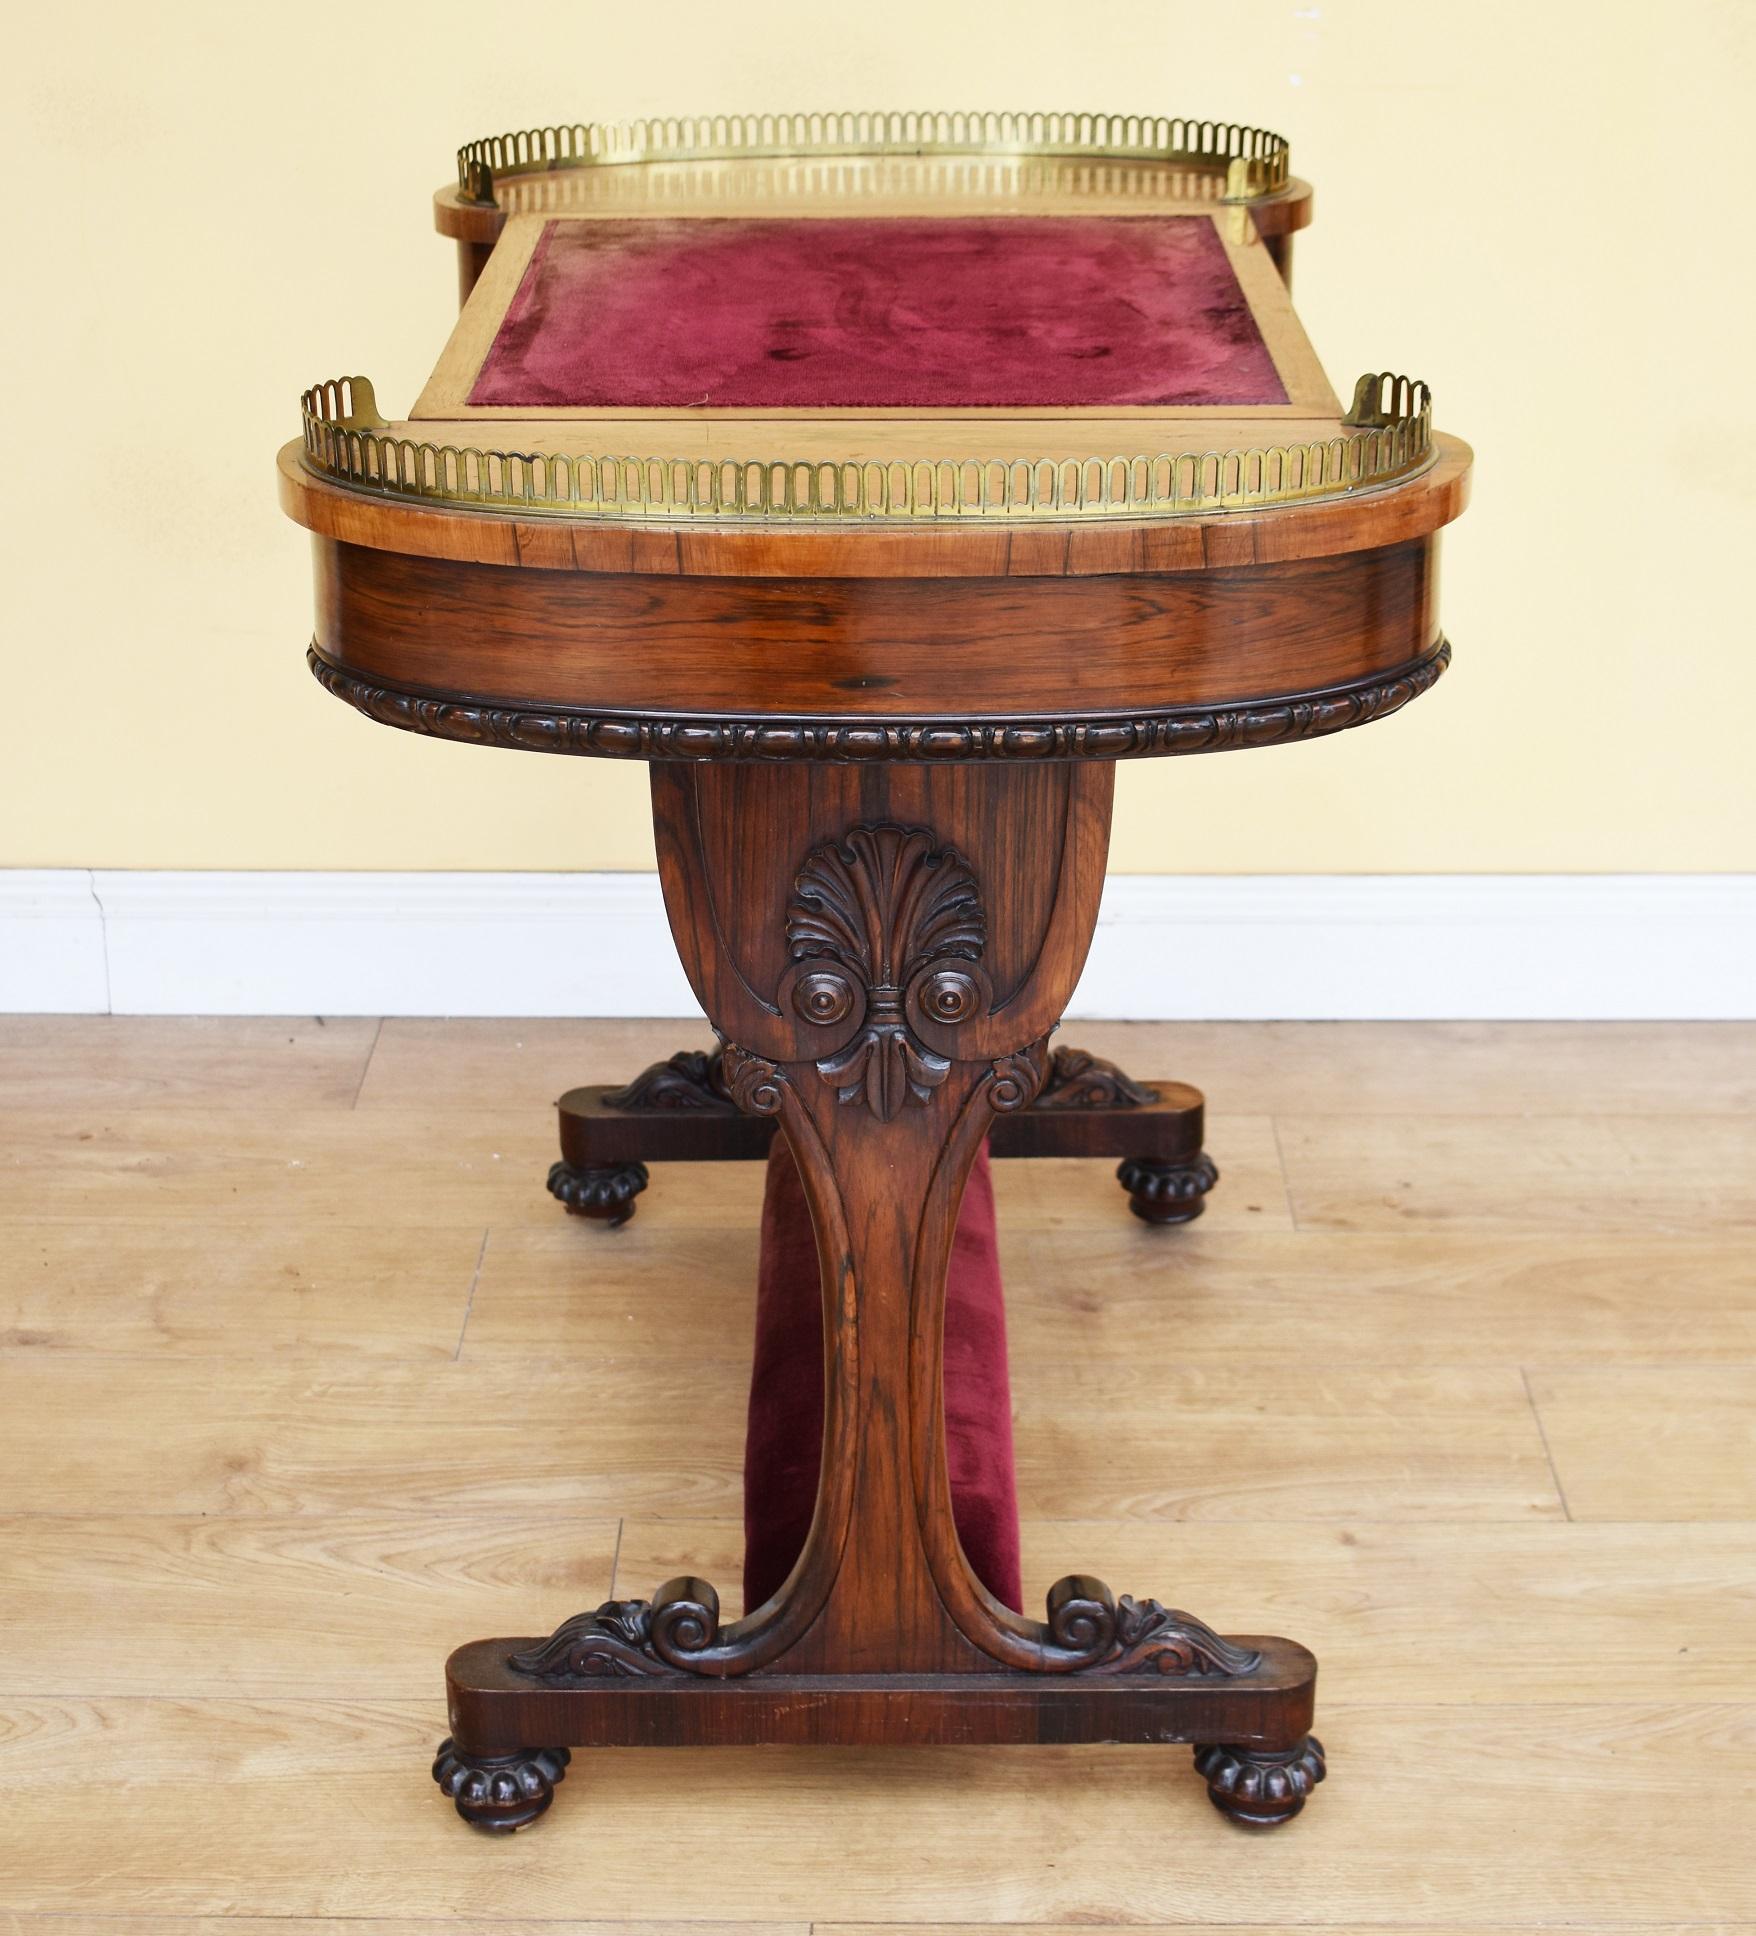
741, 1137, 1022, 1616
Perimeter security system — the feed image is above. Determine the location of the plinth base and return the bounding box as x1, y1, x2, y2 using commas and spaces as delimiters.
440, 1633, 1315, 1774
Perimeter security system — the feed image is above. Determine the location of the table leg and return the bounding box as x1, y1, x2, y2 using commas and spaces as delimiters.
435, 757, 1318, 1830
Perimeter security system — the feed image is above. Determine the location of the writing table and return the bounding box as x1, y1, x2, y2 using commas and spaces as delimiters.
279, 110, 1469, 1835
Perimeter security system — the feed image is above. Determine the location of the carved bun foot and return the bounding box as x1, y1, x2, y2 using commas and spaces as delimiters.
1194, 1735, 1325, 1828
547, 1158, 648, 1227
432, 1737, 571, 1832
1118, 1151, 1218, 1224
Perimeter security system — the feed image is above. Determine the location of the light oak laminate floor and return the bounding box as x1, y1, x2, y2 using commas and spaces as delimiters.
0, 1017, 1752, 1933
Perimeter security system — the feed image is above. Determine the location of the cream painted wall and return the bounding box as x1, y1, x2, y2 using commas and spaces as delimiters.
4, 0, 1751, 874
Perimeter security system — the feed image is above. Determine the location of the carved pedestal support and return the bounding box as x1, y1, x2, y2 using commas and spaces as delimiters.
436, 758, 1319, 1828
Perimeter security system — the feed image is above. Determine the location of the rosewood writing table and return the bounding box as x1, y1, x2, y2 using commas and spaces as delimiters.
278, 110, 1469, 1836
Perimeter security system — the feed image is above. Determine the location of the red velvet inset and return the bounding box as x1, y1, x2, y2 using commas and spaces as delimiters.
469, 216, 1286, 411
742, 1137, 1021, 1616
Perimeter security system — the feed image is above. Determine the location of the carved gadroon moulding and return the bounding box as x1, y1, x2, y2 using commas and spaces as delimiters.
308, 640, 1451, 765
782, 823, 989, 1121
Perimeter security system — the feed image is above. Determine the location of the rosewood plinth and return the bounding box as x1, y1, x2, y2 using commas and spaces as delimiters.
280, 108, 1468, 1835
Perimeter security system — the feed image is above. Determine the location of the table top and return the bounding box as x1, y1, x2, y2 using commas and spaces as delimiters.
283, 111, 1468, 762
288, 111, 1457, 547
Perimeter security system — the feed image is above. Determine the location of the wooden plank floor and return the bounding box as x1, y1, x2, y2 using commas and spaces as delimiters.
1, 1017, 1753, 1933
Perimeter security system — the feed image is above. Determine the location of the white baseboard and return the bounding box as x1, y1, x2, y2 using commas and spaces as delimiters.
0, 873, 112, 1014
1, 870, 1751, 1019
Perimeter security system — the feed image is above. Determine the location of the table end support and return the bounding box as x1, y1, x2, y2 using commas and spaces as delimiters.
433, 1634, 1320, 1830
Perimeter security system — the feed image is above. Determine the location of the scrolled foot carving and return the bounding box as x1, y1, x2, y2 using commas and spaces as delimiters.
432, 1737, 570, 1832
1034, 1047, 1160, 1110
509, 1598, 668, 1679
546, 1158, 649, 1227
1046, 1575, 1262, 1676
1194, 1735, 1326, 1828
509, 1576, 723, 1682
1118, 1151, 1219, 1225
603, 1049, 735, 1113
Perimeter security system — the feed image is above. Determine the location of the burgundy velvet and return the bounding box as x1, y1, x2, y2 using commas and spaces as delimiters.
742, 1137, 1022, 1616
470, 215, 1286, 410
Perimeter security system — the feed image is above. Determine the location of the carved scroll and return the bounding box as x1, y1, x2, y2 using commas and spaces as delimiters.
603, 1050, 735, 1113
1033, 1047, 1160, 1110
1045, 1576, 1262, 1676
510, 1578, 724, 1683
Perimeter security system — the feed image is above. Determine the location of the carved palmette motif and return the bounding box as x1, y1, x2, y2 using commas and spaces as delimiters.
782, 823, 990, 1120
